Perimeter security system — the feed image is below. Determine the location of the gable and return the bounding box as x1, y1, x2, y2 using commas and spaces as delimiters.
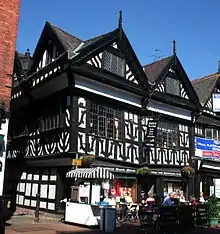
155, 73, 189, 99
86, 42, 139, 85
152, 57, 199, 107
29, 22, 77, 74
204, 96, 213, 111
36, 41, 60, 71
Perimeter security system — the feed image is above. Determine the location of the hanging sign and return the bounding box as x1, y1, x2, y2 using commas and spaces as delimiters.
144, 120, 158, 147
213, 94, 220, 112
72, 159, 82, 166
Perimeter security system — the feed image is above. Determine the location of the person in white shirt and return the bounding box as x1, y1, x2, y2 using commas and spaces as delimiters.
199, 192, 205, 203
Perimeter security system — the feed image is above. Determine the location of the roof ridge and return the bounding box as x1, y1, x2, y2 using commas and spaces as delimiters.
85, 29, 117, 42
192, 73, 219, 83
143, 55, 173, 68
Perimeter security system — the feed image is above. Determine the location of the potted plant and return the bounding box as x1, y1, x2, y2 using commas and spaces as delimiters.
136, 167, 151, 176
80, 155, 95, 167
207, 195, 220, 227
181, 166, 195, 177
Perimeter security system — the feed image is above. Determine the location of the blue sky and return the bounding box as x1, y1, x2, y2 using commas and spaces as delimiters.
17, 0, 220, 80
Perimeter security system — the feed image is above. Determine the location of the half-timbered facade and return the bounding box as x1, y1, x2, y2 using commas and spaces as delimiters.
141, 46, 201, 197
5, 19, 201, 215
192, 73, 220, 198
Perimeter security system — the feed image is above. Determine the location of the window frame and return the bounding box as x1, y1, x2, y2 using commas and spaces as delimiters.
102, 50, 126, 77
156, 121, 179, 149
165, 77, 180, 96
89, 103, 122, 141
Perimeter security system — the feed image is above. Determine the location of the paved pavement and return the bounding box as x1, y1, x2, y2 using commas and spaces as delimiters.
4, 215, 220, 234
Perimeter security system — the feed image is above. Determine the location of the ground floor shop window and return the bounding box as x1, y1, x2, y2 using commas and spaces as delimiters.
16, 168, 57, 211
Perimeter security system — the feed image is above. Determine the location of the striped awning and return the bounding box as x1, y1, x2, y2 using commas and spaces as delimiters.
66, 167, 115, 179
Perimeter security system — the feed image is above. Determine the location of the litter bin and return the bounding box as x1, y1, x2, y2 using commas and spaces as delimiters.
105, 207, 116, 232
100, 206, 105, 231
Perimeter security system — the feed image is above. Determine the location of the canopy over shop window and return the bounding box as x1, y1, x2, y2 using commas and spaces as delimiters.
66, 167, 115, 180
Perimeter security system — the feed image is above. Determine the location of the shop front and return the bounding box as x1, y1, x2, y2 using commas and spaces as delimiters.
65, 162, 137, 226
194, 137, 220, 198
137, 167, 193, 203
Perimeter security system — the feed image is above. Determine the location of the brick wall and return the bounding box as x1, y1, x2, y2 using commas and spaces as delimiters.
0, 0, 20, 107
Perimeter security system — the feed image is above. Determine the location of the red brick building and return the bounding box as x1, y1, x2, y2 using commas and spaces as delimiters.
0, 0, 20, 196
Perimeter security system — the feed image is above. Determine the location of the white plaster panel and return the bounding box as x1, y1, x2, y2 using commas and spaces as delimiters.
31, 200, 37, 207
40, 201, 47, 209
48, 203, 55, 210
48, 185, 56, 199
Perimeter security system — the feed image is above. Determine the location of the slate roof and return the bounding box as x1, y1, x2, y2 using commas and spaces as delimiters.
143, 56, 172, 84
50, 23, 83, 51
191, 73, 220, 105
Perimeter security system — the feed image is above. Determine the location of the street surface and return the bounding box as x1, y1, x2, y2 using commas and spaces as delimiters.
5, 215, 220, 234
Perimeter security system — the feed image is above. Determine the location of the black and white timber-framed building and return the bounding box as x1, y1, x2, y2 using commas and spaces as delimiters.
192, 72, 220, 198
5, 16, 202, 214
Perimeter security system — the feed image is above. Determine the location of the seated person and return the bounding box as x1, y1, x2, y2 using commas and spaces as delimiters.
146, 193, 156, 210
124, 191, 134, 208
162, 192, 174, 206
179, 192, 186, 203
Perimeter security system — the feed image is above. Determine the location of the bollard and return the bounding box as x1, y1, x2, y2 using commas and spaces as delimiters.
34, 194, 40, 223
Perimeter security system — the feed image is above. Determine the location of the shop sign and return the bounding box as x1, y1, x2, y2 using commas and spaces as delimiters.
195, 137, 220, 159
144, 120, 158, 147
213, 93, 220, 112
72, 159, 82, 166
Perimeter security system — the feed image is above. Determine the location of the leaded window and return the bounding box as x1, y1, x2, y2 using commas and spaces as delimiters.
205, 128, 220, 141
102, 51, 125, 77
89, 103, 122, 140
156, 121, 179, 149
165, 77, 180, 96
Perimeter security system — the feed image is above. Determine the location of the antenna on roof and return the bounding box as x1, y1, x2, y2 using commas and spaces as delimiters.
118, 10, 123, 41
173, 40, 176, 56
25, 48, 30, 56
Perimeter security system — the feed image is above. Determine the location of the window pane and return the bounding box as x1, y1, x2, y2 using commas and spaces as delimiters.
102, 51, 125, 77
205, 128, 212, 139
89, 103, 122, 140
166, 77, 180, 96
156, 121, 179, 149
213, 129, 218, 140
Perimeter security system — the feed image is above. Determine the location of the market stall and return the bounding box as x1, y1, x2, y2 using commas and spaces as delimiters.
65, 164, 137, 226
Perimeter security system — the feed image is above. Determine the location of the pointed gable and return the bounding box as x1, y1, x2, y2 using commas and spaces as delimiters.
143, 55, 200, 108
12, 51, 33, 87
29, 22, 83, 74
192, 74, 219, 106
192, 74, 220, 114
75, 29, 149, 88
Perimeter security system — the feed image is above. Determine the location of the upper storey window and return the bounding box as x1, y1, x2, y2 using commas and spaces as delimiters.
165, 77, 180, 96
89, 103, 122, 140
205, 128, 220, 141
156, 121, 179, 149
102, 51, 125, 77
37, 43, 58, 71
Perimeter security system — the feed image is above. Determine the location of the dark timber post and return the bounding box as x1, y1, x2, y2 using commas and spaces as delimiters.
0, 197, 5, 234
34, 194, 40, 222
